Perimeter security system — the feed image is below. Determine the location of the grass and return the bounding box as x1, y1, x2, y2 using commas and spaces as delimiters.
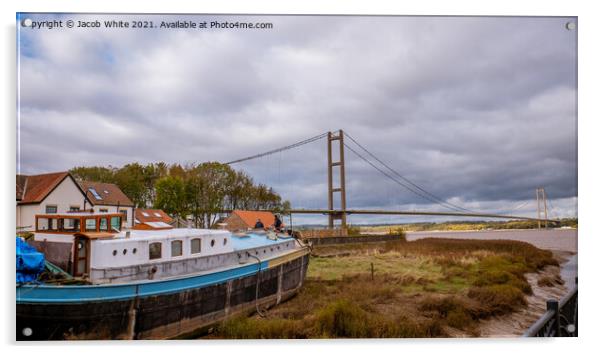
209, 238, 559, 338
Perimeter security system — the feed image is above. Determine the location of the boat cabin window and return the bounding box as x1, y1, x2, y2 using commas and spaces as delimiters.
37, 217, 52, 231
171, 240, 183, 257
99, 217, 109, 231
149, 242, 162, 260
191, 238, 201, 254
110, 216, 122, 231
85, 218, 97, 232
61, 218, 80, 232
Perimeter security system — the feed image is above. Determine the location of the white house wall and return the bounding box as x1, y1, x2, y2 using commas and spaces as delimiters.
17, 177, 86, 231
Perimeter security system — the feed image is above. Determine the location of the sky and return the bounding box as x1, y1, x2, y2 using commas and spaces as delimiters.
17, 14, 577, 224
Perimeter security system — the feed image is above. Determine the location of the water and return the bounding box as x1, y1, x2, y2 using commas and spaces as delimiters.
406, 229, 577, 252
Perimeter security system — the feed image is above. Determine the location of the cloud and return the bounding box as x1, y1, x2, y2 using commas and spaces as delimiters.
17, 14, 577, 221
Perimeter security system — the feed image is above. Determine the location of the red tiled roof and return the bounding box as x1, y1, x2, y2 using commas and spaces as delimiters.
79, 181, 134, 207
135, 208, 173, 224
16, 174, 28, 201
17, 172, 75, 204
232, 210, 276, 228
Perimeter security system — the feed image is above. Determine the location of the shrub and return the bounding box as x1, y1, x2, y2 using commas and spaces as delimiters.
467, 284, 526, 315
419, 296, 475, 329
218, 316, 307, 339
316, 300, 369, 337
388, 227, 407, 241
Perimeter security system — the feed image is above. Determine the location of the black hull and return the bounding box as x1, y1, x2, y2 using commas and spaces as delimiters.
17, 254, 309, 340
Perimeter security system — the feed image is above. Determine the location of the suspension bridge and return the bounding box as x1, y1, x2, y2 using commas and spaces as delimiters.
224, 129, 560, 230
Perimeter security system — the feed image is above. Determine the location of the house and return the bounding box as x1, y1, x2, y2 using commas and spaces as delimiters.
16, 172, 92, 231
79, 181, 135, 228
222, 210, 276, 231
133, 208, 174, 230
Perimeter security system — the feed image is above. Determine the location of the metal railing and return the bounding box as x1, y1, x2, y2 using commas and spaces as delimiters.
523, 282, 578, 337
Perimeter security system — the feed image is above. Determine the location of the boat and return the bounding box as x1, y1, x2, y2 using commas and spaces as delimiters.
16, 212, 311, 340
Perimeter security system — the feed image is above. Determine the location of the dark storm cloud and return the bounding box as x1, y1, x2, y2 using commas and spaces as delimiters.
17, 14, 577, 221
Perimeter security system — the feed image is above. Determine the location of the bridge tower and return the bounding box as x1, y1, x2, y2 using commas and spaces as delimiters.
327, 130, 347, 231
536, 187, 548, 229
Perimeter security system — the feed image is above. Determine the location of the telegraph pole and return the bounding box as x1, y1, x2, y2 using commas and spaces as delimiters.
327, 130, 347, 231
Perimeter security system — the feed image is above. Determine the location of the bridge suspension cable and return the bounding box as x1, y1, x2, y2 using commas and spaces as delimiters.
343, 141, 471, 213
343, 132, 476, 213
224, 132, 328, 165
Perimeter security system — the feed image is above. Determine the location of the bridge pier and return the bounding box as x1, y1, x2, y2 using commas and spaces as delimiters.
327, 130, 347, 231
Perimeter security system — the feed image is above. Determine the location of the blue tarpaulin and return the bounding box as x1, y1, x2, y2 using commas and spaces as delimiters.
16, 237, 45, 283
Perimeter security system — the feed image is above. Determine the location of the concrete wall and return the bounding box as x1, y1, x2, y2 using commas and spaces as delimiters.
296, 228, 348, 238
301, 234, 403, 246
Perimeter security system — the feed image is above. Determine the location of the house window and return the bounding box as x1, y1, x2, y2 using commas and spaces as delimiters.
171, 240, 183, 257
142, 212, 150, 217
191, 238, 201, 254
149, 242, 162, 260
85, 218, 97, 232
120, 209, 128, 222
69, 206, 80, 212
45, 205, 57, 214
99, 208, 109, 213
154, 212, 162, 217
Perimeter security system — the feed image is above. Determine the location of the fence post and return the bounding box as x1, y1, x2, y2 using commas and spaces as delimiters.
546, 299, 560, 337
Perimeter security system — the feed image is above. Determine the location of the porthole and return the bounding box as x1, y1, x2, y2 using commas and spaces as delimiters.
133, 248, 137, 254
210, 239, 215, 247
123, 249, 127, 255
112, 250, 117, 256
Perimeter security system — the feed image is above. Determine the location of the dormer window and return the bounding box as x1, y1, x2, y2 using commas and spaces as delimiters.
142, 212, 150, 217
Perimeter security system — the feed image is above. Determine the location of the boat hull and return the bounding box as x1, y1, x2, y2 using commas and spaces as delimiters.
17, 251, 309, 340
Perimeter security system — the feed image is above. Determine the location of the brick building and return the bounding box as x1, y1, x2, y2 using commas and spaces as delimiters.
222, 210, 277, 231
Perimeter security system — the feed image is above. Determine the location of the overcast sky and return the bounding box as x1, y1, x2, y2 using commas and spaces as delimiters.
17, 14, 577, 224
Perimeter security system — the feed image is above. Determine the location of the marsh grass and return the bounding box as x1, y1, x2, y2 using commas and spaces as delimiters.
212, 238, 558, 338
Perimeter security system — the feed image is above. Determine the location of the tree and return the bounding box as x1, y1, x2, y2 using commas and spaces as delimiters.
154, 175, 186, 219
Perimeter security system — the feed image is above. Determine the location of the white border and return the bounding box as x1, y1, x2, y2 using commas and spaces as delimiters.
2, 1, 600, 353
